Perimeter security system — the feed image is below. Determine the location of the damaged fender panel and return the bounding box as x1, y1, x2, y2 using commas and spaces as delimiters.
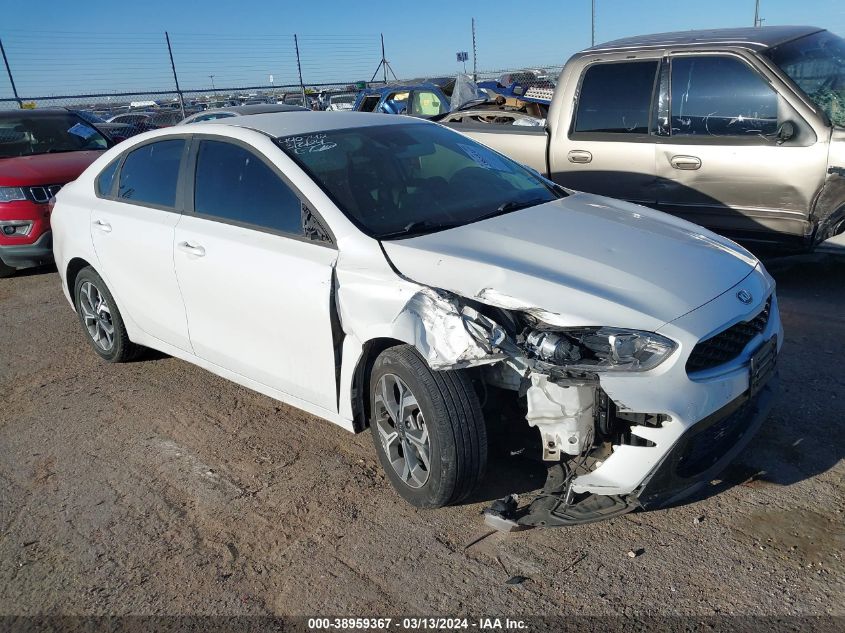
392, 287, 508, 370
333, 255, 517, 427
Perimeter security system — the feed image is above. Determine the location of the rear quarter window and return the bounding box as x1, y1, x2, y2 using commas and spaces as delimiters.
574, 61, 659, 134
96, 158, 120, 197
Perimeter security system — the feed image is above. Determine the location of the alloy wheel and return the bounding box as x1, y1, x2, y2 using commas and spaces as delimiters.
373, 373, 431, 488
79, 281, 115, 352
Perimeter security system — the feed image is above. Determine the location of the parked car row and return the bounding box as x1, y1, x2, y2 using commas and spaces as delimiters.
3, 26, 843, 281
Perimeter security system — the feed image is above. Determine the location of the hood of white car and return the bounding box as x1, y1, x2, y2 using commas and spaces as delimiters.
381, 193, 758, 332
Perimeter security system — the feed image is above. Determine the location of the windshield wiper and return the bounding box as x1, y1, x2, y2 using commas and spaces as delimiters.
483, 197, 551, 218
377, 219, 465, 240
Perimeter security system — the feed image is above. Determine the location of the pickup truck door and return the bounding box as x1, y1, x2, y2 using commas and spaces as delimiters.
653, 53, 828, 241
549, 58, 661, 206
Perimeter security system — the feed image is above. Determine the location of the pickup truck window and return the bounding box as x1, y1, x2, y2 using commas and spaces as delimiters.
766, 30, 845, 128
670, 56, 778, 137
410, 91, 447, 117
574, 61, 658, 135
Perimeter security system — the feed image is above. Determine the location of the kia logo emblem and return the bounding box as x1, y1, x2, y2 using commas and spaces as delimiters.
737, 290, 753, 305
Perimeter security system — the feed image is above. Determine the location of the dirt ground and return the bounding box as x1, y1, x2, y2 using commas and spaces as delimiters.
0, 255, 843, 619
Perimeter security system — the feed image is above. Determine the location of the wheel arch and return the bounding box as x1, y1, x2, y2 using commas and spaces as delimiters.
350, 336, 407, 432
66, 257, 94, 304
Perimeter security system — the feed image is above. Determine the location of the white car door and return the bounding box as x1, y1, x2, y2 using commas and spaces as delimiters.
173, 137, 340, 412
90, 138, 192, 351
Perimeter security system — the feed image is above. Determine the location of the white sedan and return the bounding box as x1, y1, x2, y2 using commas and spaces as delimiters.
52, 112, 781, 525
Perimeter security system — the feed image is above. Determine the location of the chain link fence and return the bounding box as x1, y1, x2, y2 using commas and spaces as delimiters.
0, 29, 568, 120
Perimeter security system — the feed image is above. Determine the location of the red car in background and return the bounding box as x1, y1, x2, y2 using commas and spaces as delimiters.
0, 109, 111, 277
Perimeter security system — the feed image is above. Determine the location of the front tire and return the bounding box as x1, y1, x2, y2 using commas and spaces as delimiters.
0, 260, 15, 279
73, 267, 142, 362
369, 345, 487, 508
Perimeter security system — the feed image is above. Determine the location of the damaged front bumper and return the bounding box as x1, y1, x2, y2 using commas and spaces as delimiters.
516, 372, 778, 527
480, 269, 782, 527
392, 262, 781, 527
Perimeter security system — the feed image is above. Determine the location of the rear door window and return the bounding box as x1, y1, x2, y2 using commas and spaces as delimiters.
574, 61, 658, 134
117, 139, 185, 208
670, 56, 779, 136
193, 140, 303, 236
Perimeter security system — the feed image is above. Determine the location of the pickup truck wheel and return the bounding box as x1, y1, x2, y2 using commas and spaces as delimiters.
73, 267, 142, 363
0, 260, 15, 279
369, 345, 487, 508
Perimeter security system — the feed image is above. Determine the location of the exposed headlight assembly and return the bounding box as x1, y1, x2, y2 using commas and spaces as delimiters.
0, 187, 27, 203
525, 327, 676, 372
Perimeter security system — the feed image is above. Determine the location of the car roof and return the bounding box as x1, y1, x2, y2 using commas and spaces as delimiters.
220, 104, 308, 114
586, 25, 824, 53
198, 110, 425, 137
362, 81, 448, 94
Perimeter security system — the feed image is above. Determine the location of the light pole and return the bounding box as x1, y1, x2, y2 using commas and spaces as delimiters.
591, 0, 596, 46
754, 0, 761, 27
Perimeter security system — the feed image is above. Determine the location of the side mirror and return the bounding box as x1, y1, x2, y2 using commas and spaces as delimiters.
777, 120, 796, 145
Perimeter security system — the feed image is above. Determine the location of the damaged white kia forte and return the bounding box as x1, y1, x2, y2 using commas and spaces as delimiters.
52, 112, 781, 526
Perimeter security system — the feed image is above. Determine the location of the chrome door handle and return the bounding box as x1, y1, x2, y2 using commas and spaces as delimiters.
92, 219, 112, 233
177, 241, 206, 257
670, 155, 701, 170
568, 150, 593, 164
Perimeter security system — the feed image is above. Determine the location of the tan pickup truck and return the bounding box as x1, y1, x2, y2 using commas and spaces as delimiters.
452, 26, 845, 251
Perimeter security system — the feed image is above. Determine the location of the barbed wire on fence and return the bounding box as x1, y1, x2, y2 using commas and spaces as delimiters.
0, 29, 568, 113
0, 30, 388, 104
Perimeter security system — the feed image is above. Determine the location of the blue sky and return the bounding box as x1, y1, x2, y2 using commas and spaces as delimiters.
2, 0, 844, 98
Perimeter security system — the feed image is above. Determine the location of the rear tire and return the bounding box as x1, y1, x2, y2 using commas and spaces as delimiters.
369, 345, 487, 508
73, 267, 142, 363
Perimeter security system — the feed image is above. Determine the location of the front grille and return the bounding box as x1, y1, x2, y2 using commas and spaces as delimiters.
27, 184, 62, 204
676, 398, 755, 478
637, 376, 777, 510
686, 297, 771, 373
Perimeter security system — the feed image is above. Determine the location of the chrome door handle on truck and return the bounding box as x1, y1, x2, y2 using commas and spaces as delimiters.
568, 150, 593, 164
670, 155, 702, 170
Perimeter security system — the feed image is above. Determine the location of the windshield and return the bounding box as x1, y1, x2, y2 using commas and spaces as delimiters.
766, 30, 845, 127
0, 112, 109, 159
276, 123, 561, 239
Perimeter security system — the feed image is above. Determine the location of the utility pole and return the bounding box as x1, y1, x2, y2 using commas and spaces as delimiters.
164, 32, 185, 119
471, 18, 477, 81
294, 34, 306, 105
591, 0, 596, 46
754, 0, 761, 27
0, 38, 22, 108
